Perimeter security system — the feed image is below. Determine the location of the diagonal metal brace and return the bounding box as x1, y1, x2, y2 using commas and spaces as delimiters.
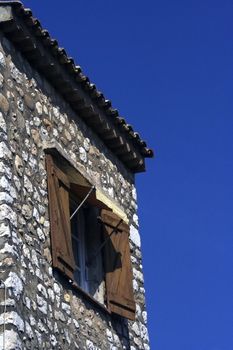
70, 185, 95, 220
97, 216, 123, 232
86, 217, 123, 267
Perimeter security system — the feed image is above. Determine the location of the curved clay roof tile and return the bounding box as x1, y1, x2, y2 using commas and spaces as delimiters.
0, 1, 154, 170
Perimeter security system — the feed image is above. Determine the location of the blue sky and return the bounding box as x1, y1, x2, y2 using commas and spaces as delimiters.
21, 1, 233, 349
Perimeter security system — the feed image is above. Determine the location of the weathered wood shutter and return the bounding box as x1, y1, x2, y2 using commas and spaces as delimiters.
101, 209, 136, 320
46, 154, 75, 280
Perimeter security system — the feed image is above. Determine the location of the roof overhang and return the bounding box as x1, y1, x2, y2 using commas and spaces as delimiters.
0, 1, 154, 173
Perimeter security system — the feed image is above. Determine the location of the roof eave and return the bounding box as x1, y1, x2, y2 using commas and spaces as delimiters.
0, 2, 153, 173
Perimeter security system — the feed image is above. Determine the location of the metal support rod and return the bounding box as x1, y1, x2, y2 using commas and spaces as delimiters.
97, 217, 123, 232
86, 218, 123, 267
70, 185, 95, 220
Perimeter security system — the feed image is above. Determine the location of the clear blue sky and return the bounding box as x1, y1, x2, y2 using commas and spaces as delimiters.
21, 1, 233, 349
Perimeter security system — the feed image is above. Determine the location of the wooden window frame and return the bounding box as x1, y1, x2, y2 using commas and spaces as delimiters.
46, 152, 136, 320
70, 198, 88, 292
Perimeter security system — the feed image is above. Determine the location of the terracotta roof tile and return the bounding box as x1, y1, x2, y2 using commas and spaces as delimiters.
0, 1, 154, 172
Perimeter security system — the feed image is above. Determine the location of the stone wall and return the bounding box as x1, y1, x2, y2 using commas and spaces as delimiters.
0, 33, 150, 350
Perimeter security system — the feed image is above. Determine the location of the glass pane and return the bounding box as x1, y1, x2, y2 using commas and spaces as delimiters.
72, 238, 80, 266
73, 269, 81, 286
71, 217, 80, 240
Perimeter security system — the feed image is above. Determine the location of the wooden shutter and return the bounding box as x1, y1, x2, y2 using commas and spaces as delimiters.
46, 154, 75, 280
101, 209, 136, 320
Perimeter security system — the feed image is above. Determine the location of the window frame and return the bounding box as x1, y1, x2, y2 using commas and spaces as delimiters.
70, 198, 88, 292
45, 151, 136, 320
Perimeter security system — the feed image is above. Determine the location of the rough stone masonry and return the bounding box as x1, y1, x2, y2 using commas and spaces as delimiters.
0, 4, 152, 350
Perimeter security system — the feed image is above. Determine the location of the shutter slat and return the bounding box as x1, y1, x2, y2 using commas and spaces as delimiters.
54, 166, 70, 189
46, 154, 75, 280
101, 209, 136, 320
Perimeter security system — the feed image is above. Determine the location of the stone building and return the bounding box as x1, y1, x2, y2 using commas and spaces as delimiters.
0, 2, 153, 349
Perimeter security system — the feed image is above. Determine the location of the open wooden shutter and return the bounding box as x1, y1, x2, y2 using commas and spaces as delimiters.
101, 209, 136, 320
46, 154, 75, 280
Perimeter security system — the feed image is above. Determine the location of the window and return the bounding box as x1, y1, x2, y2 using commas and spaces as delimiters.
70, 198, 105, 304
45, 152, 136, 320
